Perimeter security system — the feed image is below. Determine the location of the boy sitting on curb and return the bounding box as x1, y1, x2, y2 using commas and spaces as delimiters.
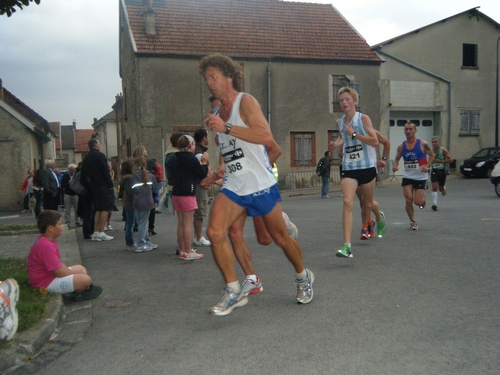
27, 210, 102, 302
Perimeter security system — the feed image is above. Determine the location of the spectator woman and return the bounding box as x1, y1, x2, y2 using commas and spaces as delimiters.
131, 156, 158, 253
172, 135, 208, 260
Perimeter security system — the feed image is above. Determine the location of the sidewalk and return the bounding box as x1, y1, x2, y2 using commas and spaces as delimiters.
0, 212, 81, 373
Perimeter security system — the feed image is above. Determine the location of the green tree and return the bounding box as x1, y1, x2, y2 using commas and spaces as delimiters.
0, 0, 41, 17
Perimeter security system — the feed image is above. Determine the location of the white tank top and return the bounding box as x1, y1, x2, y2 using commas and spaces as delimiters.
217, 93, 276, 195
339, 112, 377, 171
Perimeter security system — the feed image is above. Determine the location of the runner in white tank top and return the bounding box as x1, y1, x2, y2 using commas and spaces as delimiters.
329, 87, 379, 257
200, 54, 314, 316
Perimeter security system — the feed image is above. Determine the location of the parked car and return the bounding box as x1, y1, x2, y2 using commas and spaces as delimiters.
460, 147, 500, 178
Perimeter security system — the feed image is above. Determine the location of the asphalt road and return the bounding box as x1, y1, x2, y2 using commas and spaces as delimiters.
10, 177, 500, 374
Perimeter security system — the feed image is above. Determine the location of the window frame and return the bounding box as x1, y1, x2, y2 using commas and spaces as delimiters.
327, 130, 341, 163
459, 109, 480, 136
331, 75, 360, 112
462, 43, 478, 69
290, 132, 316, 167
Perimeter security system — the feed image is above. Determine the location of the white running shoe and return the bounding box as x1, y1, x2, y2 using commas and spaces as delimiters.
282, 212, 298, 239
135, 245, 154, 253
179, 249, 204, 260
95, 232, 114, 241
296, 269, 314, 304
239, 277, 263, 300
210, 287, 248, 316
192, 236, 211, 247
0, 278, 19, 341
105, 224, 113, 231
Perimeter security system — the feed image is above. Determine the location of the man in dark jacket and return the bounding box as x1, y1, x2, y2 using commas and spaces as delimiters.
317, 151, 332, 199
42, 159, 61, 211
81, 139, 114, 241
60, 164, 78, 227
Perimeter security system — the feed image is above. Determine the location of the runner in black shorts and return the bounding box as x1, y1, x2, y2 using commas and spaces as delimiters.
430, 136, 452, 211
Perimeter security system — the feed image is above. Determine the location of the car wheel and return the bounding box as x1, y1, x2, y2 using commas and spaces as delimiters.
495, 183, 500, 197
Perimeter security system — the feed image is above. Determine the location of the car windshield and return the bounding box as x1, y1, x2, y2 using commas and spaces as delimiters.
472, 148, 493, 158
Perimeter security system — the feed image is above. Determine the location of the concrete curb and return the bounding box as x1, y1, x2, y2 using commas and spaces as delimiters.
0, 229, 39, 237
0, 296, 64, 373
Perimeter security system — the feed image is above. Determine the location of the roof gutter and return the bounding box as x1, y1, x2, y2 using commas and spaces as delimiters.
267, 60, 272, 127
120, 0, 137, 53
375, 47, 452, 151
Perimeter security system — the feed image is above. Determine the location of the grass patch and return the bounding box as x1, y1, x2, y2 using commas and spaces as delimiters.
0, 258, 54, 349
0, 224, 38, 232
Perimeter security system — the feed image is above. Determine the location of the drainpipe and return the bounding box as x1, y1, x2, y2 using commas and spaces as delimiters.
59, 122, 62, 158
104, 122, 109, 159
375, 48, 452, 150
267, 61, 271, 126
495, 37, 499, 148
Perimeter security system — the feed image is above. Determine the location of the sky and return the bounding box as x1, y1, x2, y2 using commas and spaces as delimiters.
1, 0, 499, 129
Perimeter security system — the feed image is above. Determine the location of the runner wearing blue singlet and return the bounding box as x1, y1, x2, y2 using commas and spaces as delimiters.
393, 122, 435, 230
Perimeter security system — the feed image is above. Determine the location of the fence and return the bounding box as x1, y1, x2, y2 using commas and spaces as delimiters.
206, 165, 391, 200
278, 168, 341, 191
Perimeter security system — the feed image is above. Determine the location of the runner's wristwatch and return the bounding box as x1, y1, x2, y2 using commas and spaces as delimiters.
225, 123, 233, 134
351, 132, 357, 140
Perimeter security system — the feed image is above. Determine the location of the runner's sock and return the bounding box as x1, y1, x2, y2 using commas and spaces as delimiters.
296, 269, 307, 280
245, 274, 257, 282
432, 192, 438, 205
228, 281, 241, 294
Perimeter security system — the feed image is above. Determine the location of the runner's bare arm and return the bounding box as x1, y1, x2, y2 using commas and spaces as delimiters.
203, 94, 275, 149
422, 141, 435, 170
393, 144, 403, 172
357, 114, 379, 147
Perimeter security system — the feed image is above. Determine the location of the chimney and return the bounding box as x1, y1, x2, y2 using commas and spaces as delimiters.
0, 78, 3, 101
144, 0, 156, 35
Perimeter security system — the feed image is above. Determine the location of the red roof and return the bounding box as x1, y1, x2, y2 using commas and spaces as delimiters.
75, 129, 96, 153
49, 122, 61, 148
123, 0, 380, 64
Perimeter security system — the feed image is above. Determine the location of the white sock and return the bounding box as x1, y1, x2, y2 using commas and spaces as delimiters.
432, 192, 438, 205
296, 269, 307, 280
228, 281, 241, 294
246, 274, 257, 282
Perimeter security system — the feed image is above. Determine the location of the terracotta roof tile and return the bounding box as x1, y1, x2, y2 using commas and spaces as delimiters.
123, 0, 380, 64
49, 122, 61, 148
75, 129, 96, 153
